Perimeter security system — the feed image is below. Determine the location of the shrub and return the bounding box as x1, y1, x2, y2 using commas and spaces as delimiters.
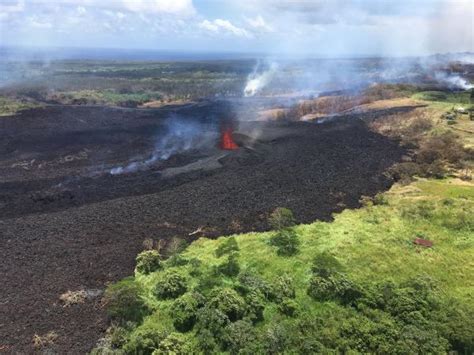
154, 270, 188, 299
394, 325, 450, 354
207, 288, 246, 321
268, 207, 296, 230
123, 326, 168, 355
244, 290, 265, 323
195, 328, 219, 353
273, 274, 295, 302
307, 274, 362, 305
222, 320, 257, 354
170, 292, 204, 332
278, 298, 299, 317
262, 322, 292, 354
237, 270, 274, 299
135, 250, 162, 274
215, 237, 239, 257
269, 228, 300, 256
217, 252, 240, 277
106, 325, 128, 348
103, 277, 148, 323
418, 161, 447, 179
388, 162, 421, 182
153, 333, 190, 355
311, 252, 344, 278
195, 307, 230, 350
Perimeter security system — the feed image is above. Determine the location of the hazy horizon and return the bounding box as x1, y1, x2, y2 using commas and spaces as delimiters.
1, 0, 472, 59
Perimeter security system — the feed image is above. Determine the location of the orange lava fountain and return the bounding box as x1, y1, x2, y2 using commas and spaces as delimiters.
220, 128, 238, 150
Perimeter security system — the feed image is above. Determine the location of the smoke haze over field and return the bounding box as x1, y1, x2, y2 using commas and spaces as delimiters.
1, 0, 472, 57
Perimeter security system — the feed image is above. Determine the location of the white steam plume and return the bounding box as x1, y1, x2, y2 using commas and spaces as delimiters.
434, 71, 474, 90
244, 61, 278, 97
110, 117, 217, 175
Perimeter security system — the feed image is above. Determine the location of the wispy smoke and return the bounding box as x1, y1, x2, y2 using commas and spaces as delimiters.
110, 116, 217, 175
244, 61, 278, 97
434, 71, 473, 90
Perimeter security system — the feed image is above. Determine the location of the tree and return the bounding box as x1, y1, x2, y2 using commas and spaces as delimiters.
103, 277, 148, 323
135, 250, 162, 274
154, 270, 188, 299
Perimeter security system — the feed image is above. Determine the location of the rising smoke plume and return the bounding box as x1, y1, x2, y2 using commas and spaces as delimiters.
110, 116, 217, 175
244, 61, 279, 97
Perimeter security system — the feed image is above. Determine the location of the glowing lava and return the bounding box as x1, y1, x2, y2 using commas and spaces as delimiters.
220, 128, 238, 150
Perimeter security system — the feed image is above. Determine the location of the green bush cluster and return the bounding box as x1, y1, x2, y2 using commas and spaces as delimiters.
123, 327, 168, 354
100, 204, 473, 354
278, 298, 299, 317
273, 274, 295, 302
308, 253, 362, 305
207, 288, 246, 322
102, 260, 474, 355
269, 228, 300, 256
237, 270, 275, 299
170, 292, 203, 332
103, 277, 148, 324
151, 333, 191, 355
153, 270, 188, 299
135, 250, 162, 274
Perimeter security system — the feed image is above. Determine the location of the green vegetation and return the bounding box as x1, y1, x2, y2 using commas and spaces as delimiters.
47, 89, 164, 107
136, 250, 162, 275
102, 277, 148, 324
94, 178, 474, 353
412, 90, 472, 106
0, 60, 252, 104
0, 96, 42, 116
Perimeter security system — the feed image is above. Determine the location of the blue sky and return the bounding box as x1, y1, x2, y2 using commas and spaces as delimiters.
1, 0, 472, 56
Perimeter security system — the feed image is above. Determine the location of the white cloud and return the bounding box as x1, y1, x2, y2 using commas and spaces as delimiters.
199, 19, 219, 32
245, 15, 273, 32
199, 18, 252, 38
121, 0, 195, 16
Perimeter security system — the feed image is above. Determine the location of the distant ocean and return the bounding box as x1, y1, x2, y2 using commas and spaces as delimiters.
0, 46, 262, 62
